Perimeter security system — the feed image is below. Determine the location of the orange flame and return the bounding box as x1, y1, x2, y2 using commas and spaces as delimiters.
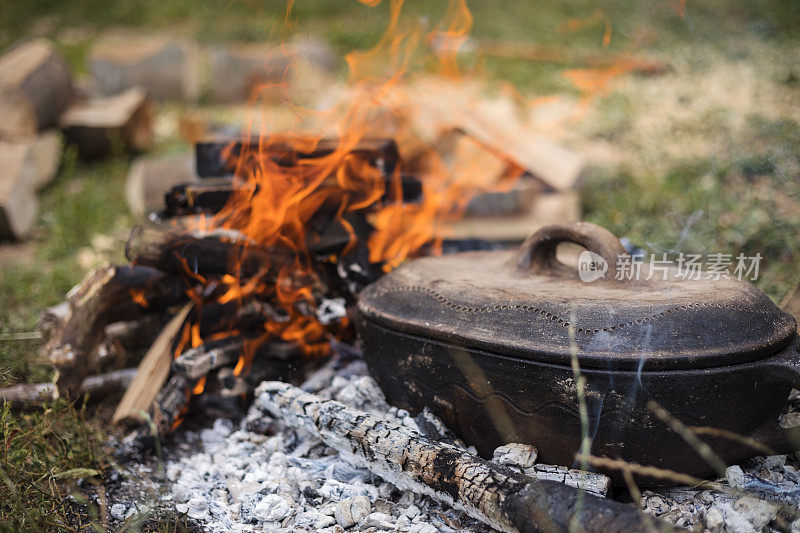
172, 0, 529, 385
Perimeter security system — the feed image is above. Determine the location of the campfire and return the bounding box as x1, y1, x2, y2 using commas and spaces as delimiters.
3, 0, 800, 531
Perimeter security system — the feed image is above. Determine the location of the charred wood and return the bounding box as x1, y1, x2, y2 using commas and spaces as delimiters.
47, 264, 186, 395
256, 382, 670, 533
173, 336, 245, 380
195, 138, 400, 179
126, 225, 298, 280
161, 173, 422, 218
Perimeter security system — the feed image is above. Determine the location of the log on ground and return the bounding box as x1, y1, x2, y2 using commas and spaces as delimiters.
0, 39, 72, 139
255, 382, 672, 533
60, 87, 153, 159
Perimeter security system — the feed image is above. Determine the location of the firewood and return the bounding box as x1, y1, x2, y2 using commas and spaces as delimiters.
47, 264, 186, 395
96, 315, 169, 369
449, 189, 580, 241
125, 154, 197, 216
37, 301, 69, 342
172, 336, 245, 380
0, 39, 72, 139
112, 303, 192, 426
195, 138, 400, 179
524, 464, 610, 497
0, 141, 38, 240
149, 374, 191, 435
60, 87, 153, 159
207, 43, 289, 103
125, 225, 298, 280
256, 382, 670, 533
161, 173, 422, 219
0, 368, 136, 409
88, 33, 199, 102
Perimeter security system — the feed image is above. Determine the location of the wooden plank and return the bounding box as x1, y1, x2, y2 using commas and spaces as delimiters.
112, 303, 192, 426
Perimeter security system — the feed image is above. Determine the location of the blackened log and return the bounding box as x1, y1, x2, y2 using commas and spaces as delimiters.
161, 173, 421, 218
126, 225, 298, 280
195, 138, 399, 179
47, 264, 186, 395
256, 382, 671, 533
172, 336, 245, 379
150, 374, 191, 436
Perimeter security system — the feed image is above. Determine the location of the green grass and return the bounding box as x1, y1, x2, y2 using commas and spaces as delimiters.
0, 146, 132, 387
0, 398, 110, 531
581, 115, 800, 301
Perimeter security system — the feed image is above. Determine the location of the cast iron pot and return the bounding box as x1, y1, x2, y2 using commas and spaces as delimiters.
357, 222, 800, 482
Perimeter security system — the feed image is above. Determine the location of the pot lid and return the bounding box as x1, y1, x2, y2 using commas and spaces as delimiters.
358, 222, 797, 370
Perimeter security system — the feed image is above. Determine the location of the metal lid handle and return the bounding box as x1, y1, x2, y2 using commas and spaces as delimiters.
516, 222, 628, 279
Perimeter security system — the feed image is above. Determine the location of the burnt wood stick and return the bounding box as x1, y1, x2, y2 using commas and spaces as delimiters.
172, 336, 246, 379
126, 225, 298, 280
47, 264, 186, 395
0, 368, 136, 409
195, 138, 400, 178
256, 382, 670, 533
150, 374, 191, 436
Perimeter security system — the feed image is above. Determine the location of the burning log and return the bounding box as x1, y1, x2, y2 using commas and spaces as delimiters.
47, 264, 186, 395
161, 173, 422, 218
256, 382, 667, 533
0, 368, 136, 409
195, 138, 400, 179
125, 225, 297, 280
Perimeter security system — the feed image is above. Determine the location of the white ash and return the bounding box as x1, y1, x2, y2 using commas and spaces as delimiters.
641, 457, 800, 531
167, 360, 489, 532
166, 357, 800, 532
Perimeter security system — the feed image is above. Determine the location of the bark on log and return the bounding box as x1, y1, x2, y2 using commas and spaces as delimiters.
126, 225, 298, 280
0, 39, 72, 139
256, 382, 670, 533
60, 87, 153, 159
47, 264, 186, 395
0, 368, 136, 409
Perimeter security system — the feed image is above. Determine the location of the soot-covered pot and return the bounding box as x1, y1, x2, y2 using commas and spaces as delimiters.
357, 222, 800, 482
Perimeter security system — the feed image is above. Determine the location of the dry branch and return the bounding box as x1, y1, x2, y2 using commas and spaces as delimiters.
256, 382, 669, 533
0, 368, 136, 409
